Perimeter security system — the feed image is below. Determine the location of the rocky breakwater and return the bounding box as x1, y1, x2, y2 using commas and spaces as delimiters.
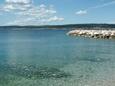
67, 30, 115, 39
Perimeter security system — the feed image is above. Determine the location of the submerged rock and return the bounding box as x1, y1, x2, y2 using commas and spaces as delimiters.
0, 64, 71, 79
77, 57, 110, 62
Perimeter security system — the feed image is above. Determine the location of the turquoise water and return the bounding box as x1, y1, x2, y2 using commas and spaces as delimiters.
0, 29, 115, 86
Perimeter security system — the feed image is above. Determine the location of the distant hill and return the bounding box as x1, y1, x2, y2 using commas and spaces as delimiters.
0, 24, 115, 30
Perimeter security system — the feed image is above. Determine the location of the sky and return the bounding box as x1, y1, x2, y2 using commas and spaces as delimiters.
0, 0, 115, 26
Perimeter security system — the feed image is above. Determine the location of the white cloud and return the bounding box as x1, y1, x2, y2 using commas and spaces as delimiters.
3, 0, 33, 11
16, 4, 56, 17
47, 16, 64, 22
76, 0, 115, 15
89, 0, 115, 9
76, 10, 87, 15
5, 0, 32, 4
7, 16, 64, 25
0, 0, 64, 25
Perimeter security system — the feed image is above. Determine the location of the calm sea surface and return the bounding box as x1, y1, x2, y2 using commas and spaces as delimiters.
0, 29, 115, 86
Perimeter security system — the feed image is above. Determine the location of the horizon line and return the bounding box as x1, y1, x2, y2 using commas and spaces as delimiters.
0, 23, 115, 27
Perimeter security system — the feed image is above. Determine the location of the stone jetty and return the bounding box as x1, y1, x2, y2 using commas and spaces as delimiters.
67, 30, 115, 39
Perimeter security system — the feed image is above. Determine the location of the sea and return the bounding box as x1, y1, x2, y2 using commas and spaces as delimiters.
0, 28, 115, 86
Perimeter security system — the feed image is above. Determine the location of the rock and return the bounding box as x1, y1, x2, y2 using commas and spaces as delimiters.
67, 30, 115, 39
0, 64, 71, 79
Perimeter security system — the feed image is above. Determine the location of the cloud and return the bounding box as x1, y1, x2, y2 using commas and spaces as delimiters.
2, 0, 33, 11
7, 16, 64, 25
5, 0, 32, 4
47, 16, 64, 22
16, 4, 56, 17
0, 0, 64, 25
76, 10, 87, 15
76, 0, 115, 15
89, 0, 115, 9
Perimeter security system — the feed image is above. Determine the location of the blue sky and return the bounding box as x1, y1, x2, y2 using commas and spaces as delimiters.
0, 0, 115, 25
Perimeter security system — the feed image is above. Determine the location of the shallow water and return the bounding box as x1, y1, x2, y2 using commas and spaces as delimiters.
0, 29, 115, 86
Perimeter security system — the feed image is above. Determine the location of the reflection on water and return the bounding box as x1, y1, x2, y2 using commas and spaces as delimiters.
0, 29, 115, 86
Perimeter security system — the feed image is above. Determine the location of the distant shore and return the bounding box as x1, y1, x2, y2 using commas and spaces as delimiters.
0, 24, 115, 30
67, 30, 115, 39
